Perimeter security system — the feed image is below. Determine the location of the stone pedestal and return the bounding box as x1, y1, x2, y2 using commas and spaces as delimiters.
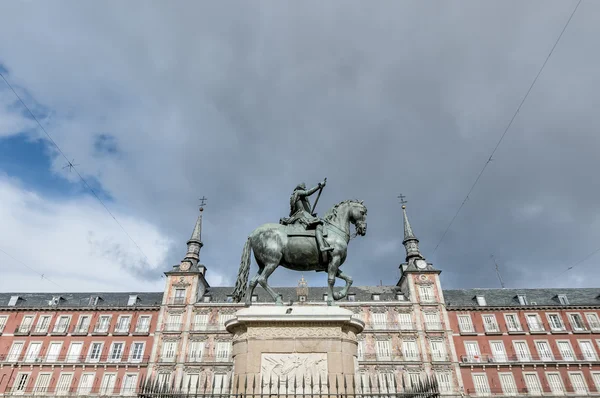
226, 306, 364, 395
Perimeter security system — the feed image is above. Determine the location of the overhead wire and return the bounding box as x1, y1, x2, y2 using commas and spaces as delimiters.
432, 0, 582, 254
0, 246, 67, 291
0, 72, 157, 277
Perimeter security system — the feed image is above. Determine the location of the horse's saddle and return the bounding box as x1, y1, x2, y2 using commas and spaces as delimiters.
284, 224, 328, 237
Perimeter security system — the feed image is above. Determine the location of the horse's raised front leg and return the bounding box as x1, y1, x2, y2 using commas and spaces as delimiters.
333, 269, 353, 300
257, 263, 283, 306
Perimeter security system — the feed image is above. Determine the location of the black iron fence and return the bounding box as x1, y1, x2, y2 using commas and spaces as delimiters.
138, 374, 441, 398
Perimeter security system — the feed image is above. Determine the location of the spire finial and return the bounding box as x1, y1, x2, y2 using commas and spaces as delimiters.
400, 197, 423, 261
183, 200, 206, 265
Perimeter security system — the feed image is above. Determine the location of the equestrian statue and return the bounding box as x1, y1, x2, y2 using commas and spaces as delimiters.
232, 178, 367, 306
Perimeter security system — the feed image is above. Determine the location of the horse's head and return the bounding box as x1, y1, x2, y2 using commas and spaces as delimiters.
348, 200, 368, 236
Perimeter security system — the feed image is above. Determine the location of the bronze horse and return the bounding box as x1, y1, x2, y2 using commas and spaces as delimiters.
232, 200, 367, 305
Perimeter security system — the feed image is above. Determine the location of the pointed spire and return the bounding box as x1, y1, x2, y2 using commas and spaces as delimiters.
183, 207, 204, 265
402, 205, 423, 261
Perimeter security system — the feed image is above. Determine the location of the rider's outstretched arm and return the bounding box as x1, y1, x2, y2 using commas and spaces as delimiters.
298, 184, 320, 197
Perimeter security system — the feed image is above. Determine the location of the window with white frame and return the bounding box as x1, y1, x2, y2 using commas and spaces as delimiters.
8, 295, 19, 306
372, 294, 380, 301
0, 315, 7, 333
213, 374, 228, 394
166, 314, 181, 331
194, 314, 209, 331
35, 316, 51, 333
323, 294, 328, 302
55, 373, 73, 396
489, 341, 507, 362
579, 340, 597, 361
161, 341, 178, 362
402, 340, 419, 361
33, 373, 51, 394
53, 315, 70, 333
586, 313, 600, 330
419, 286, 434, 302
557, 341, 575, 361
13, 373, 30, 393
569, 313, 587, 331
475, 295, 486, 306
499, 373, 518, 396
375, 339, 392, 361
435, 373, 452, 393
115, 316, 131, 333
99, 374, 117, 395
219, 313, 235, 329
128, 342, 144, 363
472, 374, 491, 396
202, 296, 211, 303
24, 342, 42, 362
546, 373, 564, 396
513, 341, 531, 362
74, 315, 91, 333
19, 315, 33, 332
505, 314, 522, 332
78, 373, 95, 395
398, 313, 412, 330
188, 341, 205, 362
547, 313, 565, 331
569, 372, 588, 394
557, 294, 569, 305
429, 340, 447, 361
357, 340, 364, 360
157, 373, 171, 388
464, 341, 481, 362
95, 315, 111, 333
88, 342, 103, 362
46, 342, 62, 362
7, 341, 24, 362
122, 374, 138, 395
127, 295, 138, 306
66, 342, 83, 363
377, 373, 396, 394
425, 312, 441, 330
517, 295, 528, 305
535, 340, 553, 361
371, 312, 387, 329
482, 314, 499, 333
523, 373, 542, 396
135, 315, 151, 333
173, 289, 186, 304
215, 342, 231, 362
457, 314, 474, 333
526, 314, 544, 332
592, 373, 600, 393
183, 374, 200, 393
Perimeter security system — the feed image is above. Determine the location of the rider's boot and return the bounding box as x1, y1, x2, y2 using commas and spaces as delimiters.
316, 225, 333, 263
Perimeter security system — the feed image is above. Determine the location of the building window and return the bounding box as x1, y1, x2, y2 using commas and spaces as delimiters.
298, 295, 306, 302
115, 316, 131, 333
557, 341, 575, 361
215, 342, 231, 362
251, 295, 258, 302
156, 373, 171, 388
482, 314, 499, 333
523, 373, 542, 395
7, 341, 24, 362
586, 313, 600, 330
127, 295, 138, 306
323, 294, 328, 301
18, 315, 34, 333
419, 286, 433, 302
88, 295, 100, 306
557, 294, 569, 305
135, 315, 151, 333
121, 374, 138, 396
0, 315, 7, 333
34, 316, 51, 334
535, 341, 553, 361
218, 313, 235, 329
213, 374, 228, 395
569, 372, 588, 394
203, 295, 211, 303
505, 314, 522, 332
464, 341, 481, 362
396, 293, 404, 301
53, 315, 70, 334
457, 314, 474, 333
499, 373, 518, 396
430, 340, 447, 361
66, 342, 83, 363
425, 312, 441, 330
372, 312, 387, 330
513, 341, 531, 362
74, 315, 91, 334
475, 295, 486, 306
226, 295, 233, 303
547, 313, 565, 331
188, 341, 205, 362
402, 340, 419, 361
193, 314, 208, 331
489, 341, 507, 362
435, 373, 452, 393
398, 313, 412, 330
183, 374, 200, 394
372, 294, 380, 301
24, 342, 42, 362
99, 374, 117, 395
95, 315, 111, 333
357, 340, 364, 360
130, 342, 145, 363
472, 374, 491, 396
108, 342, 124, 362
375, 340, 392, 361
592, 373, 600, 393
579, 340, 597, 361
13, 373, 30, 393
348, 294, 356, 301
569, 313, 587, 331
517, 294, 528, 305
78, 373, 95, 395
46, 342, 62, 362
166, 314, 181, 331
161, 341, 178, 362
55, 373, 73, 396
8, 295, 19, 306
87, 342, 103, 362
546, 373, 565, 396
526, 314, 544, 332
173, 289, 186, 305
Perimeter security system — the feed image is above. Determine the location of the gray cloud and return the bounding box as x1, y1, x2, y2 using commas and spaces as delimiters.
0, 0, 599, 293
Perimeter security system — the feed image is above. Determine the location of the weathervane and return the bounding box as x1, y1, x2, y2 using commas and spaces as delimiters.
199, 196, 208, 211
398, 194, 408, 206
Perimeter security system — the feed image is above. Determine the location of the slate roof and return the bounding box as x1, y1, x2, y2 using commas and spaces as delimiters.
443, 288, 600, 308
0, 292, 164, 309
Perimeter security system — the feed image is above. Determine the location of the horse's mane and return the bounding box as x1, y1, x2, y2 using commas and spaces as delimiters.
324, 199, 365, 222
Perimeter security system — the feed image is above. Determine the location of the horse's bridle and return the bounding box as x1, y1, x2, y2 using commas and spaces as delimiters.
324, 219, 352, 241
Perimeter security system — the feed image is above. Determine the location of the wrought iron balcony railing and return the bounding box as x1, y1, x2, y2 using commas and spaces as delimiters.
0, 353, 150, 364
71, 324, 90, 335
14, 324, 32, 335
360, 353, 421, 362
31, 325, 49, 335
51, 324, 69, 335
367, 322, 417, 331
460, 353, 599, 364
162, 323, 183, 332
113, 324, 131, 335
92, 323, 111, 335
134, 325, 151, 335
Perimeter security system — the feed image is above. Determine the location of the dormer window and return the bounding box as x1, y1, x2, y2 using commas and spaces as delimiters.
348, 294, 356, 302
88, 296, 100, 306
8, 296, 19, 306
558, 294, 569, 305
226, 295, 233, 303
298, 295, 306, 302
49, 296, 62, 306
517, 295, 528, 305
372, 294, 380, 301
323, 294, 328, 302
396, 294, 405, 301
127, 295, 138, 306
475, 295, 487, 306
203, 295, 211, 303
251, 295, 258, 302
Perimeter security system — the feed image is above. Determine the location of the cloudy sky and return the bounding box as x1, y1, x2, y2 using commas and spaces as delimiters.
1, 1, 599, 294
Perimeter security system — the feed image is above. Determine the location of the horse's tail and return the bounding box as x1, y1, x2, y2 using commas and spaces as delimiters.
232, 237, 252, 302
